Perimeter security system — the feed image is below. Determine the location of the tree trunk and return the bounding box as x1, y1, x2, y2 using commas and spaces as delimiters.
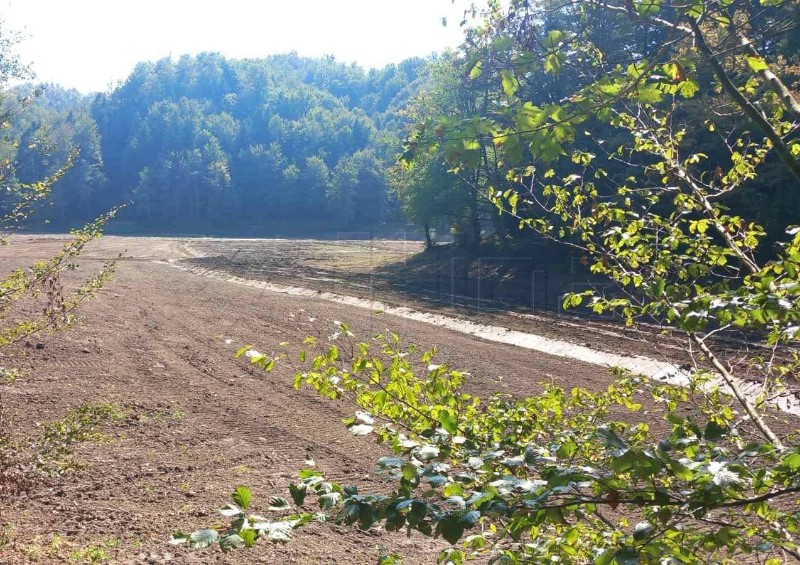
424, 221, 434, 249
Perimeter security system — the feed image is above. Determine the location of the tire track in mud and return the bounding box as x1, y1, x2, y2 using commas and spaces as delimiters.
163, 251, 800, 419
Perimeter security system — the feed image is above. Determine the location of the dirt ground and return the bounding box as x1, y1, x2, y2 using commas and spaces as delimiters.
183, 237, 783, 369
182, 238, 681, 360
0, 235, 791, 564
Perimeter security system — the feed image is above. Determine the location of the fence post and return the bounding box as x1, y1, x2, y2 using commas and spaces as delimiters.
544, 270, 549, 312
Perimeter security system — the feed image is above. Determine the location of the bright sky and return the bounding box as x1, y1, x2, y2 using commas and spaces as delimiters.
1, 0, 472, 94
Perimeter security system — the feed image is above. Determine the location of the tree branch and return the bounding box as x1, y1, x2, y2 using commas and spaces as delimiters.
690, 331, 784, 450
688, 18, 800, 185
731, 29, 800, 121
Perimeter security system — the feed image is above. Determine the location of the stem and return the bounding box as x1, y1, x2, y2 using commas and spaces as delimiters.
690, 332, 784, 450
682, 170, 760, 274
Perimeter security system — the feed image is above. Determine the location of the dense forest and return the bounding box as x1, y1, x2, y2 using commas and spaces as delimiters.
1, 53, 428, 234
2, 1, 800, 249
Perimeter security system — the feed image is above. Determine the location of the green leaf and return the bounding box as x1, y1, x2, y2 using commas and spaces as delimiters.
596, 548, 615, 565
219, 533, 244, 552
783, 452, 800, 470
468, 61, 483, 79
636, 84, 663, 104
501, 69, 519, 97
746, 56, 769, 72
704, 420, 727, 443
188, 529, 219, 549
666, 458, 693, 481
358, 504, 376, 530
633, 521, 654, 541
461, 510, 480, 526
169, 533, 189, 545
597, 426, 628, 453
544, 52, 565, 75
557, 439, 578, 459
385, 512, 406, 532
268, 497, 290, 511
233, 486, 252, 510
611, 450, 638, 474
679, 80, 699, 98
438, 515, 466, 545
235, 345, 253, 358
437, 409, 458, 435
408, 500, 427, 525
634, 0, 661, 16
649, 277, 666, 297
220, 503, 244, 517
240, 529, 257, 548
377, 456, 404, 469
545, 29, 566, 48
613, 547, 640, 565
319, 492, 342, 509
289, 483, 307, 506
491, 37, 514, 51
253, 521, 294, 543
444, 483, 464, 497
402, 463, 418, 481
350, 424, 374, 436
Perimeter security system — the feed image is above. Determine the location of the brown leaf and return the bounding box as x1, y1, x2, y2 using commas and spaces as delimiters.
606, 490, 620, 510
672, 62, 687, 82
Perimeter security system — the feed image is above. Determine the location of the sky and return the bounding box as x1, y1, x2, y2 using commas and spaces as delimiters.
0, 0, 472, 94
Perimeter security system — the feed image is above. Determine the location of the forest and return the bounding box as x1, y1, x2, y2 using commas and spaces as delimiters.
2, 4, 800, 248
1, 52, 427, 233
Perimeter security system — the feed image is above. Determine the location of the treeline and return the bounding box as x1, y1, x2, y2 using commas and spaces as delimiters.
2, 53, 427, 233
6, 5, 799, 248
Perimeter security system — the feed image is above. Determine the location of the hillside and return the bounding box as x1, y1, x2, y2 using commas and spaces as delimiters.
2, 53, 430, 234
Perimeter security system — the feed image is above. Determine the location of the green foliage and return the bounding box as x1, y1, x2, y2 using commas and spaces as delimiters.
0, 402, 124, 482
33, 402, 125, 476
67, 538, 119, 564
82, 53, 426, 232
184, 329, 800, 562
1, 53, 432, 233
171, 485, 319, 552
0, 84, 107, 228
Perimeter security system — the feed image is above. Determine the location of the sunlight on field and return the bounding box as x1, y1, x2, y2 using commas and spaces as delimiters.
301, 243, 407, 272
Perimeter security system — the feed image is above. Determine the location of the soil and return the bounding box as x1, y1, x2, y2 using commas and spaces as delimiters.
183, 238, 790, 370
183, 238, 676, 359
0, 235, 795, 564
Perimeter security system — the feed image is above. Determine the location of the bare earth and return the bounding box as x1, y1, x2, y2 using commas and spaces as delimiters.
0, 236, 738, 563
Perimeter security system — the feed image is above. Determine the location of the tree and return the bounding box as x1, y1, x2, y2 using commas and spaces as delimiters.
394, 56, 490, 249
181, 1, 800, 562
390, 149, 456, 247
302, 155, 332, 221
